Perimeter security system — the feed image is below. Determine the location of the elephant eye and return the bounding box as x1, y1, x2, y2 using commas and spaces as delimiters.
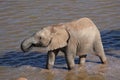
39, 36, 42, 40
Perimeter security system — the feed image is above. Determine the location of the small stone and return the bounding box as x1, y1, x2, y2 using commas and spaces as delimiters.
17, 77, 28, 80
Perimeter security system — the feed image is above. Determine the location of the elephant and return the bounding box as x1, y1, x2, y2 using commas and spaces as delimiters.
21, 17, 107, 70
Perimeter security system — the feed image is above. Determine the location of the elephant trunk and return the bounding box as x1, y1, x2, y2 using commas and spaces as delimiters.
21, 37, 35, 52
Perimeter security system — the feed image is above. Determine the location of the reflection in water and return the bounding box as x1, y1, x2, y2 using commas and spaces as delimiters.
40, 70, 105, 80
42, 71, 54, 80
14, 69, 105, 80
65, 71, 87, 80
65, 70, 105, 80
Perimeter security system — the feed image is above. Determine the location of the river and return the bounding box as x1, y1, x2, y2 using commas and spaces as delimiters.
0, 0, 120, 80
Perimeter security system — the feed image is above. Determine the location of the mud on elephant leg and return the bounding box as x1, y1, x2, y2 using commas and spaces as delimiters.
46, 50, 58, 69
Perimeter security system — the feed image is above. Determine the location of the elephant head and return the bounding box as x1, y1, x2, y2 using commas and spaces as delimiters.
21, 25, 69, 52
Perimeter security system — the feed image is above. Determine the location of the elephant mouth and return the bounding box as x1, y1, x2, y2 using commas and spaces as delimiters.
32, 43, 42, 47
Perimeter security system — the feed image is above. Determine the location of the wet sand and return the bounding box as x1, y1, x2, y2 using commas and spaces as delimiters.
0, 0, 120, 80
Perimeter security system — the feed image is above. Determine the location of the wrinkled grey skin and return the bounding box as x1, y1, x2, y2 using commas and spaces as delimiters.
21, 18, 107, 70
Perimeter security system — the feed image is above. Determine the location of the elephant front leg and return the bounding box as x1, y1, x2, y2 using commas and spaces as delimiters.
65, 39, 77, 70
65, 53, 75, 70
46, 51, 57, 69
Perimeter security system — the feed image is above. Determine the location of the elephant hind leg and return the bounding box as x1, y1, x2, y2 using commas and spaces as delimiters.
94, 38, 107, 64
79, 55, 87, 66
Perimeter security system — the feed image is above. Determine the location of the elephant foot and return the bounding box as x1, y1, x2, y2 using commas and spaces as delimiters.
79, 63, 85, 67
46, 64, 53, 69
68, 65, 75, 70
103, 61, 107, 64
101, 60, 108, 67
100, 57, 107, 65
68, 67, 75, 70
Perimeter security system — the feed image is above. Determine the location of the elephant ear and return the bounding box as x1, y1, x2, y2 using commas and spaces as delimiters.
48, 25, 69, 50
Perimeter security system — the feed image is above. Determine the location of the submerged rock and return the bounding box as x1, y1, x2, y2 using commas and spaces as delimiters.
17, 77, 28, 80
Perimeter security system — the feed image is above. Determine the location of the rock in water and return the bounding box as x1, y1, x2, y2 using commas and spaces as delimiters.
17, 77, 28, 80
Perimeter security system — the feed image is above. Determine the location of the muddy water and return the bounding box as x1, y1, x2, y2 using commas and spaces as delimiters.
0, 0, 120, 80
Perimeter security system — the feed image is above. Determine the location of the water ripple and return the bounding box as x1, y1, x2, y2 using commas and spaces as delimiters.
102, 30, 120, 50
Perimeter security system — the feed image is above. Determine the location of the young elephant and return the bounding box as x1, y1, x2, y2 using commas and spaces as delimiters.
21, 18, 107, 70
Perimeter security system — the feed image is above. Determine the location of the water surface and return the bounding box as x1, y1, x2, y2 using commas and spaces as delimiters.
0, 0, 120, 80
